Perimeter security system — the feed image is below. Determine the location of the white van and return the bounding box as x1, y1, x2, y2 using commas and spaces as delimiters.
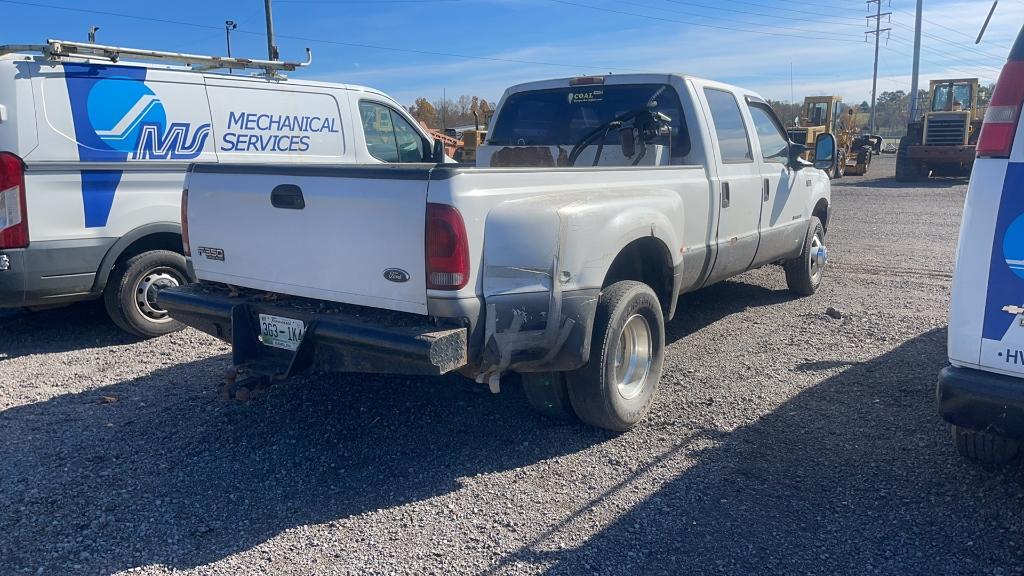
0, 40, 437, 337
940, 26, 1024, 465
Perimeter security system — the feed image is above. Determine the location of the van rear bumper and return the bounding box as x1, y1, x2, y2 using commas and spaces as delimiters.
0, 239, 114, 308
937, 365, 1024, 438
158, 283, 468, 377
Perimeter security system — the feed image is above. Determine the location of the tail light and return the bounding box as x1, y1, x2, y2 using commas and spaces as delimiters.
426, 203, 469, 290
0, 152, 28, 250
977, 60, 1024, 158
180, 187, 191, 256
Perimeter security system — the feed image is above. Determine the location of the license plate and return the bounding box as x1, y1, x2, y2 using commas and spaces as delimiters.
257, 314, 306, 351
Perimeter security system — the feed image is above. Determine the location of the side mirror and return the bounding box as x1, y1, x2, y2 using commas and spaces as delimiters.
813, 133, 837, 172
430, 138, 445, 163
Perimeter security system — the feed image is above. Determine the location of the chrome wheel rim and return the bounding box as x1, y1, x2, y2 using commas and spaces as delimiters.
809, 233, 827, 284
134, 267, 183, 322
613, 314, 653, 400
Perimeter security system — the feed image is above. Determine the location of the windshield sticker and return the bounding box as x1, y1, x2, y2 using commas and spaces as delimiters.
568, 90, 603, 104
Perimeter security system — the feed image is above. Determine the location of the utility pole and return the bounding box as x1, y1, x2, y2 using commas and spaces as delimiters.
909, 0, 923, 121
264, 0, 280, 61
88, 26, 99, 43
866, 0, 892, 133
225, 20, 237, 74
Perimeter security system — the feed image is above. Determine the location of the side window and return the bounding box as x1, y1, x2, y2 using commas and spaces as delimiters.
359, 101, 400, 162
703, 88, 752, 163
391, 112, 427, 163
747, 104, 789, 163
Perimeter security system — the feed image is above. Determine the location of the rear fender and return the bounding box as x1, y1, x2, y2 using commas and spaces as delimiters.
478, 188, 682, 383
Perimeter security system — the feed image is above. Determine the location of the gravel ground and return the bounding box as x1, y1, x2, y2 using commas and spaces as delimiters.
1, 156, 1022, 575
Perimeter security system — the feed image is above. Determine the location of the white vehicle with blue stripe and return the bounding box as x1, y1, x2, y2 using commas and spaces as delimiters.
0, 40, 434, 337
940, 26, 1024, 465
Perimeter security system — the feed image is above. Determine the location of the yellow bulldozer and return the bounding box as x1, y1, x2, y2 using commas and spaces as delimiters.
786, 96, 881, 179
895, 78, 985, 180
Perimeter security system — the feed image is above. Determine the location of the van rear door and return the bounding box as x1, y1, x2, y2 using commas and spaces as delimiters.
949, 30, 1024, 375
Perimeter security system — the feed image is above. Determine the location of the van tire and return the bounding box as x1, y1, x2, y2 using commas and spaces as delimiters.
521, 372, 577, 422
951, 425, 1021, 466
784, 216, 826, 296
566, 281, 664, 432
104, 250, 188, 338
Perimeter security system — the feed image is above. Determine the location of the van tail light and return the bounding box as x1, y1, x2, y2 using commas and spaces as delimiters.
426, 203, 469, 290
180, 187, 191, 256
0, 152, 28, 250
977, 60, 1024, 158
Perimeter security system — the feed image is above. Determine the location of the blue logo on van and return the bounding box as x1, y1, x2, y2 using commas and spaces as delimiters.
1004, 214, 1024, 280
64, 64, 210, 227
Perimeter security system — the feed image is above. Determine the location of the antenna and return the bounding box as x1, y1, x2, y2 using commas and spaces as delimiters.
88, 26, 99, 43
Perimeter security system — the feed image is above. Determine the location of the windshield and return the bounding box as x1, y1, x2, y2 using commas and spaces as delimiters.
489, 83, 691, 158
806, 102, 829, 126
932, 82, 973, 111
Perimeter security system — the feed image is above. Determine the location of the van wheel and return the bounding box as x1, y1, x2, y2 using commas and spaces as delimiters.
784, 216, 826, 296
951, 425, 1021, 466
566, 281, 665, 432
104, 250, 188, 338
521, 372, 577, 422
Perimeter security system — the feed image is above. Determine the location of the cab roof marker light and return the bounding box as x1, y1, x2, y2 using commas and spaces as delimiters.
977, 60, 1024, 158
570, 76, 605, 86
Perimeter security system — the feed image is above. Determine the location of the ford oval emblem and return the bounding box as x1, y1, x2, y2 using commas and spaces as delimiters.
383, 268, 410, 283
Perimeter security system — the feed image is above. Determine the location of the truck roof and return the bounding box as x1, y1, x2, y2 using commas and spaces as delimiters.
501, 73, 753, 99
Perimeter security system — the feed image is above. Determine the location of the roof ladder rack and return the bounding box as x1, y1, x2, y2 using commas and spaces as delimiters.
0, 39, 311, 77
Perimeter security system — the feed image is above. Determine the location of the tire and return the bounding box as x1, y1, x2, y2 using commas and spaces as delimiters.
521, 372, 577, 422
103, 249, 188, 338
784, 216, 826, 296
951, 425, 1021, 466
895, 136, 925, 181
566, 281, 665, 432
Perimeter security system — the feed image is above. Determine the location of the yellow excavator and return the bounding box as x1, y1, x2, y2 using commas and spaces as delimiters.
896, 78, 985, 180
786, 96, 881, 179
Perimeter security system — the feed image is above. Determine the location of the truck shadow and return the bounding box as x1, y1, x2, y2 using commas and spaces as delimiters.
666, 278, 796, 345
0, 303, 134, 361
0, 353, 606, 574
491, 328, 1024, 575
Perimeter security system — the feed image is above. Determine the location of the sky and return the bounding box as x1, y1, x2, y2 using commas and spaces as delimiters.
1, 0, 1022, 108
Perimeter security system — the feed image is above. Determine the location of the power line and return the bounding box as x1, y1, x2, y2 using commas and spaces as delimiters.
652, 0, 869, 29
890, 20, 1010, 61
545, 0, 867, 43
0, 0, 639, 72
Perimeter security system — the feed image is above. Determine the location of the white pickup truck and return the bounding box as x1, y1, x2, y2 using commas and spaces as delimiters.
160, 74, 837, 431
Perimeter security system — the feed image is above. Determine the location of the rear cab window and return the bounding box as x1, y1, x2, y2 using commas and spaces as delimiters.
489, 83, 693, 163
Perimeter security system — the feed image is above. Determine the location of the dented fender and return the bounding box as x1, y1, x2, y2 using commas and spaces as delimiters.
476, 187, 684, 381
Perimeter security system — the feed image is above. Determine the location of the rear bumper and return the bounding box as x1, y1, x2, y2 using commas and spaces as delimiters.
0, 239, 115, 308
937, 365, 1024, 438
158, 284, 468, 376
907, 145, 976, 163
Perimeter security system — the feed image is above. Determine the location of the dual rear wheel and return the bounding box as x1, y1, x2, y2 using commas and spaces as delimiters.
522, 281, 665, 432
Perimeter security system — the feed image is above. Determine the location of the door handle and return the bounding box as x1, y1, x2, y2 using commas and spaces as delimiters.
721, 182, 730, 208
271, 184, 305, 210
763, 178, 770, 202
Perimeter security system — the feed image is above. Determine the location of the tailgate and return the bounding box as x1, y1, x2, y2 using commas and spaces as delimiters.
186, 164, 434, 315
